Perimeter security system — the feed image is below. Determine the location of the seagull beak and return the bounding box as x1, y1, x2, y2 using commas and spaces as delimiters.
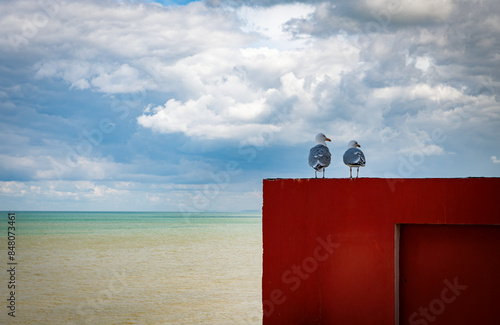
326, 138, 331, 142
357, 144, 361, 147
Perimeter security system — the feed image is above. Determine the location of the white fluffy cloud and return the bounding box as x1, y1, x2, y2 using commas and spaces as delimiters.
2, 1, 252, 91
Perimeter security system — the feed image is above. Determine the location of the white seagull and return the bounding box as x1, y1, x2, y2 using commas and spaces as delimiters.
343, 140, 366, 178
308, 133, 332, 178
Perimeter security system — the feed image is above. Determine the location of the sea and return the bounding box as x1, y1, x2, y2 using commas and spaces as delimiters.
1, 211, 262, 325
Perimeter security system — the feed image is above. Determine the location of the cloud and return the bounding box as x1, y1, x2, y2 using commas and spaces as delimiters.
137, 63, 356, 145
360, 0, 453, 24
0, 179, 261, 211
0, 0, 499, 211
35, 61, 146, 93
237, 3, 315, 49
7, 0, 496, 149
205, 0, 324, 7
137, 95, 280, 141
1, 1, 252, 92
492, 156, 500, 164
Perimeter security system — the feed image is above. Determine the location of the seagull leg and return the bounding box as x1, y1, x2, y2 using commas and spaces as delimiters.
349, 167, 352, 179
315, 170, 317, 178
356, 167, 359, 178
322, 169, 325, 178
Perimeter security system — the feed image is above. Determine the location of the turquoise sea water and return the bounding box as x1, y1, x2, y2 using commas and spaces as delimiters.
1, 211, 262, 324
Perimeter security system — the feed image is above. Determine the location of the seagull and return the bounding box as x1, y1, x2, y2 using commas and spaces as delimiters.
343, 140, 365, 178
308, 133, 332, 178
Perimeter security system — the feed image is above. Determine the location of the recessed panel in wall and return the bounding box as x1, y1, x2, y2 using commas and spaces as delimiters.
399, 224, 500, 325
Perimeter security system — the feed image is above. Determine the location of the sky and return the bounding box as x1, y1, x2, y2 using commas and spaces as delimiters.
0, 0, 499, 211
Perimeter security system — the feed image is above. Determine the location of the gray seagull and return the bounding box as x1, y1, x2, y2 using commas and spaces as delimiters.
343, 140, 366, 178
308, 133, 332, 178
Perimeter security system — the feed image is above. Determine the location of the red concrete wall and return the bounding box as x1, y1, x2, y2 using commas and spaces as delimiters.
262, 178, 500, 325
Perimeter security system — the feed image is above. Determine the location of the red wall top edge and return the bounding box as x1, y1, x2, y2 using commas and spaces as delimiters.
263, 177, 500, 225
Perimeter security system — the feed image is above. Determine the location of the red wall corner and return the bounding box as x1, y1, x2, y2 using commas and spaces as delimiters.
262, 178, 500, 325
